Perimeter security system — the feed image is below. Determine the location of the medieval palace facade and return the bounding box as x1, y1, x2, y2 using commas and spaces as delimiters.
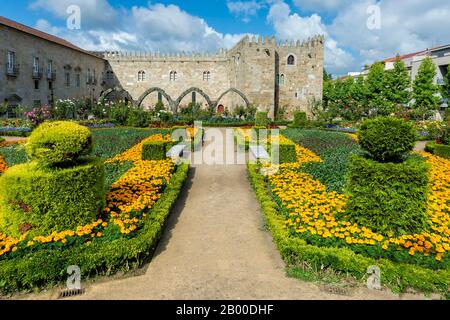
1, 16, 324, 118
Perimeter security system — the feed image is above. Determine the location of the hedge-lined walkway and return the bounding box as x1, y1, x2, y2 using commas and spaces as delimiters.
26, 129, 427, 300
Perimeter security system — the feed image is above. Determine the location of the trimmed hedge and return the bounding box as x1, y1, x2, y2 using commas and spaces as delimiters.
0, 163, 189, 294
255, 112, 269, 127
425, 141, 450, 159
247, 163, 450, 296
0, 158, 105, 237
26, 121, 92, 166
277, 143, 297, 164
142, 141, 169, 161
292, 112, 307, 128
345, 155, 429, 235
358, 117, 416, 163
0, 130, 31, 137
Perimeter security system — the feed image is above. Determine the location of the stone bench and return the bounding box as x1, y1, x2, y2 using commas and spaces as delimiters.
166, 144, 186, 159
249, 145, 270, 160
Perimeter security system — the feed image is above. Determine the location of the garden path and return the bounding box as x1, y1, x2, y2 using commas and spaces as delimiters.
27, 128, 428, 300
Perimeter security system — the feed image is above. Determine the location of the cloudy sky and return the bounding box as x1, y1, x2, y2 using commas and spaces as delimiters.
2, 0, 450, 76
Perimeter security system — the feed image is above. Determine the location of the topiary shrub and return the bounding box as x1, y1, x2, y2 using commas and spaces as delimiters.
358, 117, 416, 163
345, 155, 429, 235
292, 111, 307, 128
0, 158, 104, 237
26, 121, 92, 167
255, 112, 269, 127
0, 121, 105, 237
142, 141, 169, 161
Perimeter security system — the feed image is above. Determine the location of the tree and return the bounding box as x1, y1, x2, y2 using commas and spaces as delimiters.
366, 61, 393, 116
323, 69, 333, 82
385, 57, 411, 107
440, 65, 450, 102
412, 57, 440, 119
349, 75, 369, 121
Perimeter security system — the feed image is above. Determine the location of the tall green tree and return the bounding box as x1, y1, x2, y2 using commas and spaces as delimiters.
385, 57, 411, 106
412, 57, 440, 119
440, 65, 450, 101
349, 75, 369, 120
366, 61, 393, 116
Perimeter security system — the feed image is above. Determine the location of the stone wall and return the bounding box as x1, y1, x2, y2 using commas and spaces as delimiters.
0, 24, 105, 111
104, 35, 324, 118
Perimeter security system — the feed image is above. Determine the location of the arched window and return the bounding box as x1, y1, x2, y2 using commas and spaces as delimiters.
170, 71, 177, 81
138, 70, 145, 82
280, 74, 285, 85
287, 55, 295, 65
203, 71, 211, 81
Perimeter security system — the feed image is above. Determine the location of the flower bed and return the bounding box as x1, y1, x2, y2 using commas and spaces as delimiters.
0, 133, 188, 293
249, 131, 450, 295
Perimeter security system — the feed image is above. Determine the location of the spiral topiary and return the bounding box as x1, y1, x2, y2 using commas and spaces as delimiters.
358, 117, 416, 163
26, 121, 92, 166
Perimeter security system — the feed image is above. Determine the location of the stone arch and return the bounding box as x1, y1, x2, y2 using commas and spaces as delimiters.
214, 88, 250, 110
137, 87, 175, 112
99, 87, 133, 104
175, 87, 213, 113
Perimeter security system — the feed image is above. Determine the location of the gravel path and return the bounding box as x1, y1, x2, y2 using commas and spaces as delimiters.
21, 129, 429, 300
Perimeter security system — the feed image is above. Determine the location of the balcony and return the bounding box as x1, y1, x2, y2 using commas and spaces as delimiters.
32, 67, 42, 80
6, 63, 19, 77
46, 70, 56, 80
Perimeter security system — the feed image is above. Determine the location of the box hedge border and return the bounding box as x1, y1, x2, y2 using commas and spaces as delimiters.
425, 141, 450, 159
0, 162, 189, 295
247, 163, 450, 297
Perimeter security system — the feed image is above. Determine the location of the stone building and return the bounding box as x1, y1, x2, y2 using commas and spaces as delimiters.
0, 16, 105, 117
104, 35, 324, 118
0, 16, 324, 119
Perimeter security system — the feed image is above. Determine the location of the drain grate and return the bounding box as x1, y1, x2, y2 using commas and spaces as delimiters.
58, 288, 86, 299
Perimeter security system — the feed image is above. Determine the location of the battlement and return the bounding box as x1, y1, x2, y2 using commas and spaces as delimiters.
233, 34, 325, 49
103, 49, 229, 61
103, 35, 325, 61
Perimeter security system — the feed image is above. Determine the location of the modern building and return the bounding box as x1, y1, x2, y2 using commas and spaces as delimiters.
345, 44, 450, 86
0, 16, 324, 119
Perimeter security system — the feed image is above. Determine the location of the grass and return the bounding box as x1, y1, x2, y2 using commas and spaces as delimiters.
282, 128, 357, 154
0, 145, 28, 167
283, 128, 360, 193
91, 128, 170, 159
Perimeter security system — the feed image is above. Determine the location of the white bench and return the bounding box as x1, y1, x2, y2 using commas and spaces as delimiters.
166, 144, 186, 159
249, 145, 270, 160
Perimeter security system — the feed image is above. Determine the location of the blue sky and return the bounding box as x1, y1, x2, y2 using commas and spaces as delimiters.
2, 1, 450, 76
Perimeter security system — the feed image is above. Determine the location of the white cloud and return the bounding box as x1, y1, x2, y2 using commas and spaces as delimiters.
30, 1, 249, 53
267, 1, 353, 75
328, 0, 450, 70
30, 0, 117, 28
227, 1, 263, 22
293, 0, 352, 13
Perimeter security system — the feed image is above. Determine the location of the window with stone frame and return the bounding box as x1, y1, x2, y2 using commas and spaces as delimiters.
65, 72, 70, 87
170, 71, 177, 81
287, 55, 295, 65
138, 70, 146, 82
